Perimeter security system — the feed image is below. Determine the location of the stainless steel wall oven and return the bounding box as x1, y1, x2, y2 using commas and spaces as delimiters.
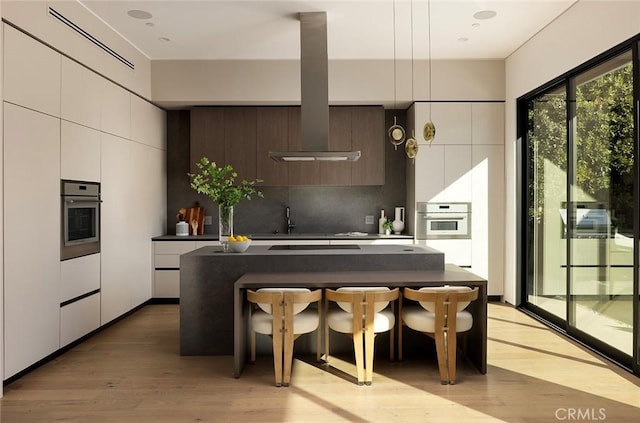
61, 180, 101, 260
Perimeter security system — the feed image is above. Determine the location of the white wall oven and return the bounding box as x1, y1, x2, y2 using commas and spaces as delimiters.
61, 180, 101, 260
415, 202, 472, 240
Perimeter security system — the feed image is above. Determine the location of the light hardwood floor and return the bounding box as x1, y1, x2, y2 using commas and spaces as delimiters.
1, 303, 639, 422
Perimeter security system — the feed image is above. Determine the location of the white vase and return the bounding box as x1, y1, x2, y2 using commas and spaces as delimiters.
176, 221, 189, 236
392, 207, 405, 234
378, 210, 386, 234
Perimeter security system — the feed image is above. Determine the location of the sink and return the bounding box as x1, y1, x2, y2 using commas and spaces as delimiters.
268, 244, 361, 250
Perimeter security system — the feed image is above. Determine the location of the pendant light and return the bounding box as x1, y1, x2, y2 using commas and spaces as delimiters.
388, 0, 406, 149
423, 0, 436, 144
405, 0, 418, 161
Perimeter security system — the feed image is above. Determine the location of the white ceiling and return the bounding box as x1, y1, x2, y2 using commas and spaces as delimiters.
80, 0, 578, 61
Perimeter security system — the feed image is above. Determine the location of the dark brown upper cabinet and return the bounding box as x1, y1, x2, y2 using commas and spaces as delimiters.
190, 107, 224, 174
190, 105, 384, 186
256, 107, 289, 185
224, 107, 257, 182
190, 107, 257, 181
352, 106, 385, 185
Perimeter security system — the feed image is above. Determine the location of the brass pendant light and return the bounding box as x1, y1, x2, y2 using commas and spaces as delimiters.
405, 131, 419, 159
423, 0, 436, 145
388, 0, 406, 149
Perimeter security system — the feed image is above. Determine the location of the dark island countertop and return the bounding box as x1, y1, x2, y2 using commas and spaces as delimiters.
153, 233, 414, 241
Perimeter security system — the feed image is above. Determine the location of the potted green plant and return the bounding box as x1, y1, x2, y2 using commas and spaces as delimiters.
382, 219, 393, 236
188, 157, 263, 250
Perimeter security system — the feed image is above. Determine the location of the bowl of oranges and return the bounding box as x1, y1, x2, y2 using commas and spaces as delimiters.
227, 235, 251, 253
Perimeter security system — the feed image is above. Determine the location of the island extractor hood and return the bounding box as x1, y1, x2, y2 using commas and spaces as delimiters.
269, 12, 361, 162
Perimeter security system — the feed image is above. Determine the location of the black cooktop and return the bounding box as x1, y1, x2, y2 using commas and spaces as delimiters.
268, 244, 361, 250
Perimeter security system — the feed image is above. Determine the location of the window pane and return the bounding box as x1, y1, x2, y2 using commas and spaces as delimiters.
527, 85, 567, 319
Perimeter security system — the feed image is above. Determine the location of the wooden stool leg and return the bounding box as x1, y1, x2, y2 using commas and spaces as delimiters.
390, 326, 395, 361
324, 300, 330, 363
282, 299, 294, 387
250, 329, 256, 363
353, 332, 365, 385
435, 330, 448, 384
272, 333, 283, 387
364, 330, 375, 385
448, 332, 458, 385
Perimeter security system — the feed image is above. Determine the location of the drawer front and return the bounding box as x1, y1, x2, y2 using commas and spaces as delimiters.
153, 241, 197, 255
60, 293, 100, 347
60, 253, 101, 303
154, 254, 181, 268
154, 270, 180, 298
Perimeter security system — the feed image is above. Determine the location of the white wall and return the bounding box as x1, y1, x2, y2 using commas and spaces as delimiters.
152, 58, 504, 107
504, 0, 640, 305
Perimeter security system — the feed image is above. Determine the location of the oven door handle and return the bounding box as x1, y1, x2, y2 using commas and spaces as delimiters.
423, 216, 465, 220
65, 198, 103, 204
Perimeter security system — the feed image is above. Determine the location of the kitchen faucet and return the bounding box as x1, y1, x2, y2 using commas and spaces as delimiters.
286, 206, 296, 234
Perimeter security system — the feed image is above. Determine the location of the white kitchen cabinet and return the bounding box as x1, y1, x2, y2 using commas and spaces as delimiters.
430, 103, 472, 145
472, 103, 504, 145
471, 144, 505, 296
127, 142, 166, 307
102, 138, 165, 312
131, 95, 167, 150
60, 254, 101, 303
442, 145, 473, 202
155, 243, 197, 268
129, 142, 165, 307
410, 100, 505, 297
414, 144, 445, 203
60, 120, 101, 182
61, 57, 102, 130
100, 132, 134, 324
153, 241, 196, 298
3, 103, 61, 378
3, 24, 60, 117
418, 239, 472, 267
60, 293, 101, 347
154, 270, 181, 298
101, 80, 131, 139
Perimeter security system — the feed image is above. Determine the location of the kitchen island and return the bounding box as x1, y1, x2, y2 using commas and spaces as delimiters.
180, 244, 486, 370
180, 244, 445, 354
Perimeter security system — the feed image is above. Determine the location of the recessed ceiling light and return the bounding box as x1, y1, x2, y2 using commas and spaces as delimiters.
472, 23, 480, 28
127, 10, 153, 20
145, 22, 155, 27
458, 37, 469, 42
473, 10, 497, 20
159, 37, 171, 42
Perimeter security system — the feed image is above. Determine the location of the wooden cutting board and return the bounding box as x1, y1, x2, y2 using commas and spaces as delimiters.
184, 206, 205, 235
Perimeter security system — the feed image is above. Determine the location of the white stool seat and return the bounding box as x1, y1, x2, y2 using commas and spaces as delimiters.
402, 306, 473, 333
327, 308, 395, 334
252, 309, 320, 335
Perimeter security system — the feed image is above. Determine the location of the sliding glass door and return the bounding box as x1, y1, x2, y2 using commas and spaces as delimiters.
569, 51, 634, 356
522, 45, 637, 370
526, 85, 567, 321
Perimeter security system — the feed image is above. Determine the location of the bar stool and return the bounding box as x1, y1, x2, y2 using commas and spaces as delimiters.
399, 286, 479, 384
324, 287, 399, 385
247, 288, 322, 387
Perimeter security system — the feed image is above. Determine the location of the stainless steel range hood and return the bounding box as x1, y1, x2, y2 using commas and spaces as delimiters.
269, 12, 361, 162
